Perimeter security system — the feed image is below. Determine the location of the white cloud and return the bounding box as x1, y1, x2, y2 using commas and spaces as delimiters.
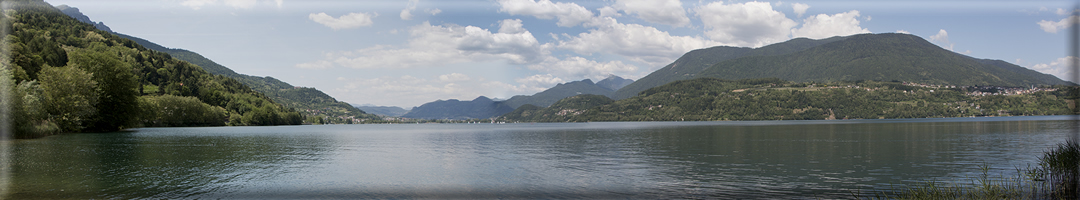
438, 73, 471, 82
896, 30, 910, 34
296, 21, 548, 69
309, 12, 377, 30
929, 29, 954, 51
527, 56, 637, 81
556, 17, 718, 67
516, 74, 564, 86
498, 19, 527, 34
223, 0, 256, 9
1028, 56, 1077, 81
695, 1, 798, 47
400, 10, 413, 21
296, 60, 333, 69
598, 6, 621, 18
612, 0, 691, 27
333, 75, 548, 107
334, 75, 478, 108
1057, 8, 1078, 16
400, 0, 418, 20
180, 0, 274, 10
497, 0, 718, 69
1038, 16, 1079, 33
427, 8, 442, 16
792, 3, 809, 17
791, 10, 870, 39
181, 0, 215, 10
496, 0, 596, 27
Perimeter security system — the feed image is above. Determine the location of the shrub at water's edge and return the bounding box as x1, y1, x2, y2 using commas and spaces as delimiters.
866, 141, 1080, 199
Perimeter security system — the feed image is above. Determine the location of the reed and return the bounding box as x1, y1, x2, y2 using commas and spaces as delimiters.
861, 141, 1080, 199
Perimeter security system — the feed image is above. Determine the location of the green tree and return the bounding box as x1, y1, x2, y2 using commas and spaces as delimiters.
38, 65, 98, 132
138, 95, 226, 127
69, 48, 140, 132
12, 80, 59, 138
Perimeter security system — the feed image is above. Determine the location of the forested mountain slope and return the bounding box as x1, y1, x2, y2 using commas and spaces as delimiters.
694, 33, 1071, 87
612, 36, 846, 99
56, 5, 376, 124
613, 34, 1069, 99
5, 0, 302, 138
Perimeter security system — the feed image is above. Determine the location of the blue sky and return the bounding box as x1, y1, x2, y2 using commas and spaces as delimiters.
46, 0, 1077, 108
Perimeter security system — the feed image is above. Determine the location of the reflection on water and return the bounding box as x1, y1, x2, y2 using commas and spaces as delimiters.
3, 116, 1074, 198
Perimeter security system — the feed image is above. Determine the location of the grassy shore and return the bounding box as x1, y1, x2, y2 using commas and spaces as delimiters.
862, 141, 1079, 199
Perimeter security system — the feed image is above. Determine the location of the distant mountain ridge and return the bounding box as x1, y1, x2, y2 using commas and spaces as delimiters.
401, 96, 514, 120
612, 33, 1070, 99
55, 4, 112, 32
596, 75, 633, 91
403, 76, 634, 119
354, 105, 410, 117
503, 78, 618, 108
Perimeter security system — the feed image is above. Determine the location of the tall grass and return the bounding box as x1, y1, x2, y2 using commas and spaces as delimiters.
864, 141, 1080, 199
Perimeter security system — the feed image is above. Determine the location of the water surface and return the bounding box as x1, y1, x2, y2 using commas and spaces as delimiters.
3, 116, 1075, 198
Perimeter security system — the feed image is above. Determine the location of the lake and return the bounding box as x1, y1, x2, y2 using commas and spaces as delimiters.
1, 116, 1076, 199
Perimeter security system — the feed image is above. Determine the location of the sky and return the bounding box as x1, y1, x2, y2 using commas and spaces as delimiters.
44, 0, 1078, 108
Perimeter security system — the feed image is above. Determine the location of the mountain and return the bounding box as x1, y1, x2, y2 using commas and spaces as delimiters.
6, 0, 303, 138
693, 33, 1071, 87
501, 78, 1075, 122
500, 94, 615, 122
401, 96, 514, 120
402, 76, 631, 119
56, 5, 378, 124
55, 4, 112, 32
611, 36, 846, 99
502, 79, 617, 108
612, 34, 1068, 99
595, 75, 634, 91
353, 105, 410, 117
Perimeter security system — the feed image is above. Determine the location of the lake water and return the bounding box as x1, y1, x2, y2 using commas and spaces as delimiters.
1, 116, 1076, 199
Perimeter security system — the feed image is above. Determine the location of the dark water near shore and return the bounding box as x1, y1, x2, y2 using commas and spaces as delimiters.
2, 116, 1075, 199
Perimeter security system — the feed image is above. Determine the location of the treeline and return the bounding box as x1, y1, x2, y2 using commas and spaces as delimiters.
4, 1, 301, 139
500, 78, 1079, 122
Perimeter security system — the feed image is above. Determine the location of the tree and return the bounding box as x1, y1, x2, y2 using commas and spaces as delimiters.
12, 80, 59, 138
38, 65, 98, 132
69, 48, 140, 132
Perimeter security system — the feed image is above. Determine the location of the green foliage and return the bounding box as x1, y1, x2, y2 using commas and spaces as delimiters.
501, 94, 614, 122
11, 80, 60, 138
3, 1, 305, 138
612, 36, 846, 99
138, 95, 226, 127
68, 48, 140, 131
111, 33, 376, 124
1030, 141, 1080, 198
695, 34, 1071, 87
38, 65, 98, 132
502, 78, 1074, 122
872, 142, 1080, 199
614, 33, 1070, 101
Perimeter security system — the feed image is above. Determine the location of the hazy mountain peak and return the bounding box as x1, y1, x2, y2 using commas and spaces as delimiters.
56, 5, 113, 32
596, 75, 634, 91
473, 96, 493, 102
